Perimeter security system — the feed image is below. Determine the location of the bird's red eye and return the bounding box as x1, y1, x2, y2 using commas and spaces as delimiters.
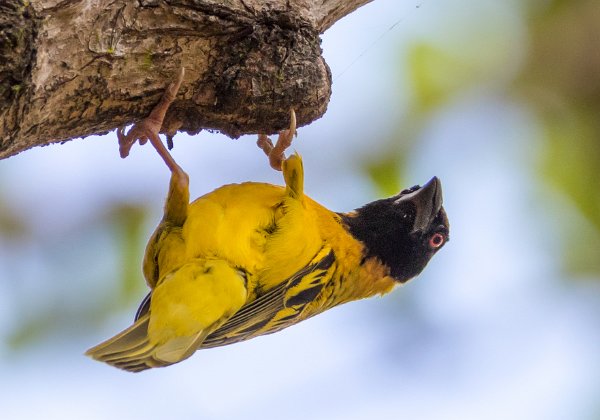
429, 233, 445, 249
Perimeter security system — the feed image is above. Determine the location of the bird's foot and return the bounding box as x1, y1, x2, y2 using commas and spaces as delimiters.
257, 109, 297, 171
117, 67, 185, 174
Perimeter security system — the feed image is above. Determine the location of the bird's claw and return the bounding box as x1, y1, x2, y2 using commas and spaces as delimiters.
257, 109, 297, 171
116, 68, 185, 174
118, 124, 152, 159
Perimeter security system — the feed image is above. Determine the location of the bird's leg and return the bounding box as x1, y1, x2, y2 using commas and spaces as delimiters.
257, 109, 297, 171
116, 67, 189, 225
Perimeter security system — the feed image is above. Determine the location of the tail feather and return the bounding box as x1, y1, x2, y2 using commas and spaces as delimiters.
101, 339, 153, 360
85, 315, 172, 372
153, 330, 209, 364
87, 316, 150, 357
86, 314, 208, 372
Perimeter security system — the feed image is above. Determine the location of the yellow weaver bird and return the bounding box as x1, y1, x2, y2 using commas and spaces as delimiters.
86, 69, 450, 372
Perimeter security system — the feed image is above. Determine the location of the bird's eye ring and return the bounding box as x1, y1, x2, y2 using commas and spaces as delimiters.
429, 232, 445, 249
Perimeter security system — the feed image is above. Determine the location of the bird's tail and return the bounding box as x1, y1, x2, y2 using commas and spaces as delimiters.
86, 314, 208, 372
85, 315, 167, 372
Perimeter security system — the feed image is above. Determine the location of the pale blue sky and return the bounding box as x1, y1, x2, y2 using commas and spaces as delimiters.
1, 1, 599, 419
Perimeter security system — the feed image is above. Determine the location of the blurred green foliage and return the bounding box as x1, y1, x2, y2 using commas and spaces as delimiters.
364, 156, 402, 197
2, 202, 149, 349
407, 42, 462, 112
381, 0, 600, 279
111, 204, 149, 303
522, 0, 600, 277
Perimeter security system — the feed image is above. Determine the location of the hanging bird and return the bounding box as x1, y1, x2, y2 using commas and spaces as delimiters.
86, 68, 450, 372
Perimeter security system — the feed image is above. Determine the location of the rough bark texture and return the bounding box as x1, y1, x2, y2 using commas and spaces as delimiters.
0, 0, 373, 159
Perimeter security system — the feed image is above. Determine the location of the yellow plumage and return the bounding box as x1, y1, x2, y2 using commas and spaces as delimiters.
87, 154, 401, 371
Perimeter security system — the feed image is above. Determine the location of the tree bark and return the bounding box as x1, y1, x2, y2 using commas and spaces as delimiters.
0, 0, 373, 159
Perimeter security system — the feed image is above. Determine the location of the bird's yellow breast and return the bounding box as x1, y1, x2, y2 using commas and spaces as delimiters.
183, 182, 281, 270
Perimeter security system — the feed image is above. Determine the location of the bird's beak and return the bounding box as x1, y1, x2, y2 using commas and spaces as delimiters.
395, 177, 443, 234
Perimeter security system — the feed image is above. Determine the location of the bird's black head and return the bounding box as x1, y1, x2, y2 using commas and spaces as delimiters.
342, 177, 449, 283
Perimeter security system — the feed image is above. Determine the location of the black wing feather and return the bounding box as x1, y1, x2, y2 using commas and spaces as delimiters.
201, 248, 335, 348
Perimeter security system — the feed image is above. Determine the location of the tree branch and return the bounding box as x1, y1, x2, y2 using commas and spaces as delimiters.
0, 0, 373, 158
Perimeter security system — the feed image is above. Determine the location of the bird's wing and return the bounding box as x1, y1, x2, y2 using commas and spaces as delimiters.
88, 258, 248, 372
135, 291, 152, 321
200, 246, 336, 349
